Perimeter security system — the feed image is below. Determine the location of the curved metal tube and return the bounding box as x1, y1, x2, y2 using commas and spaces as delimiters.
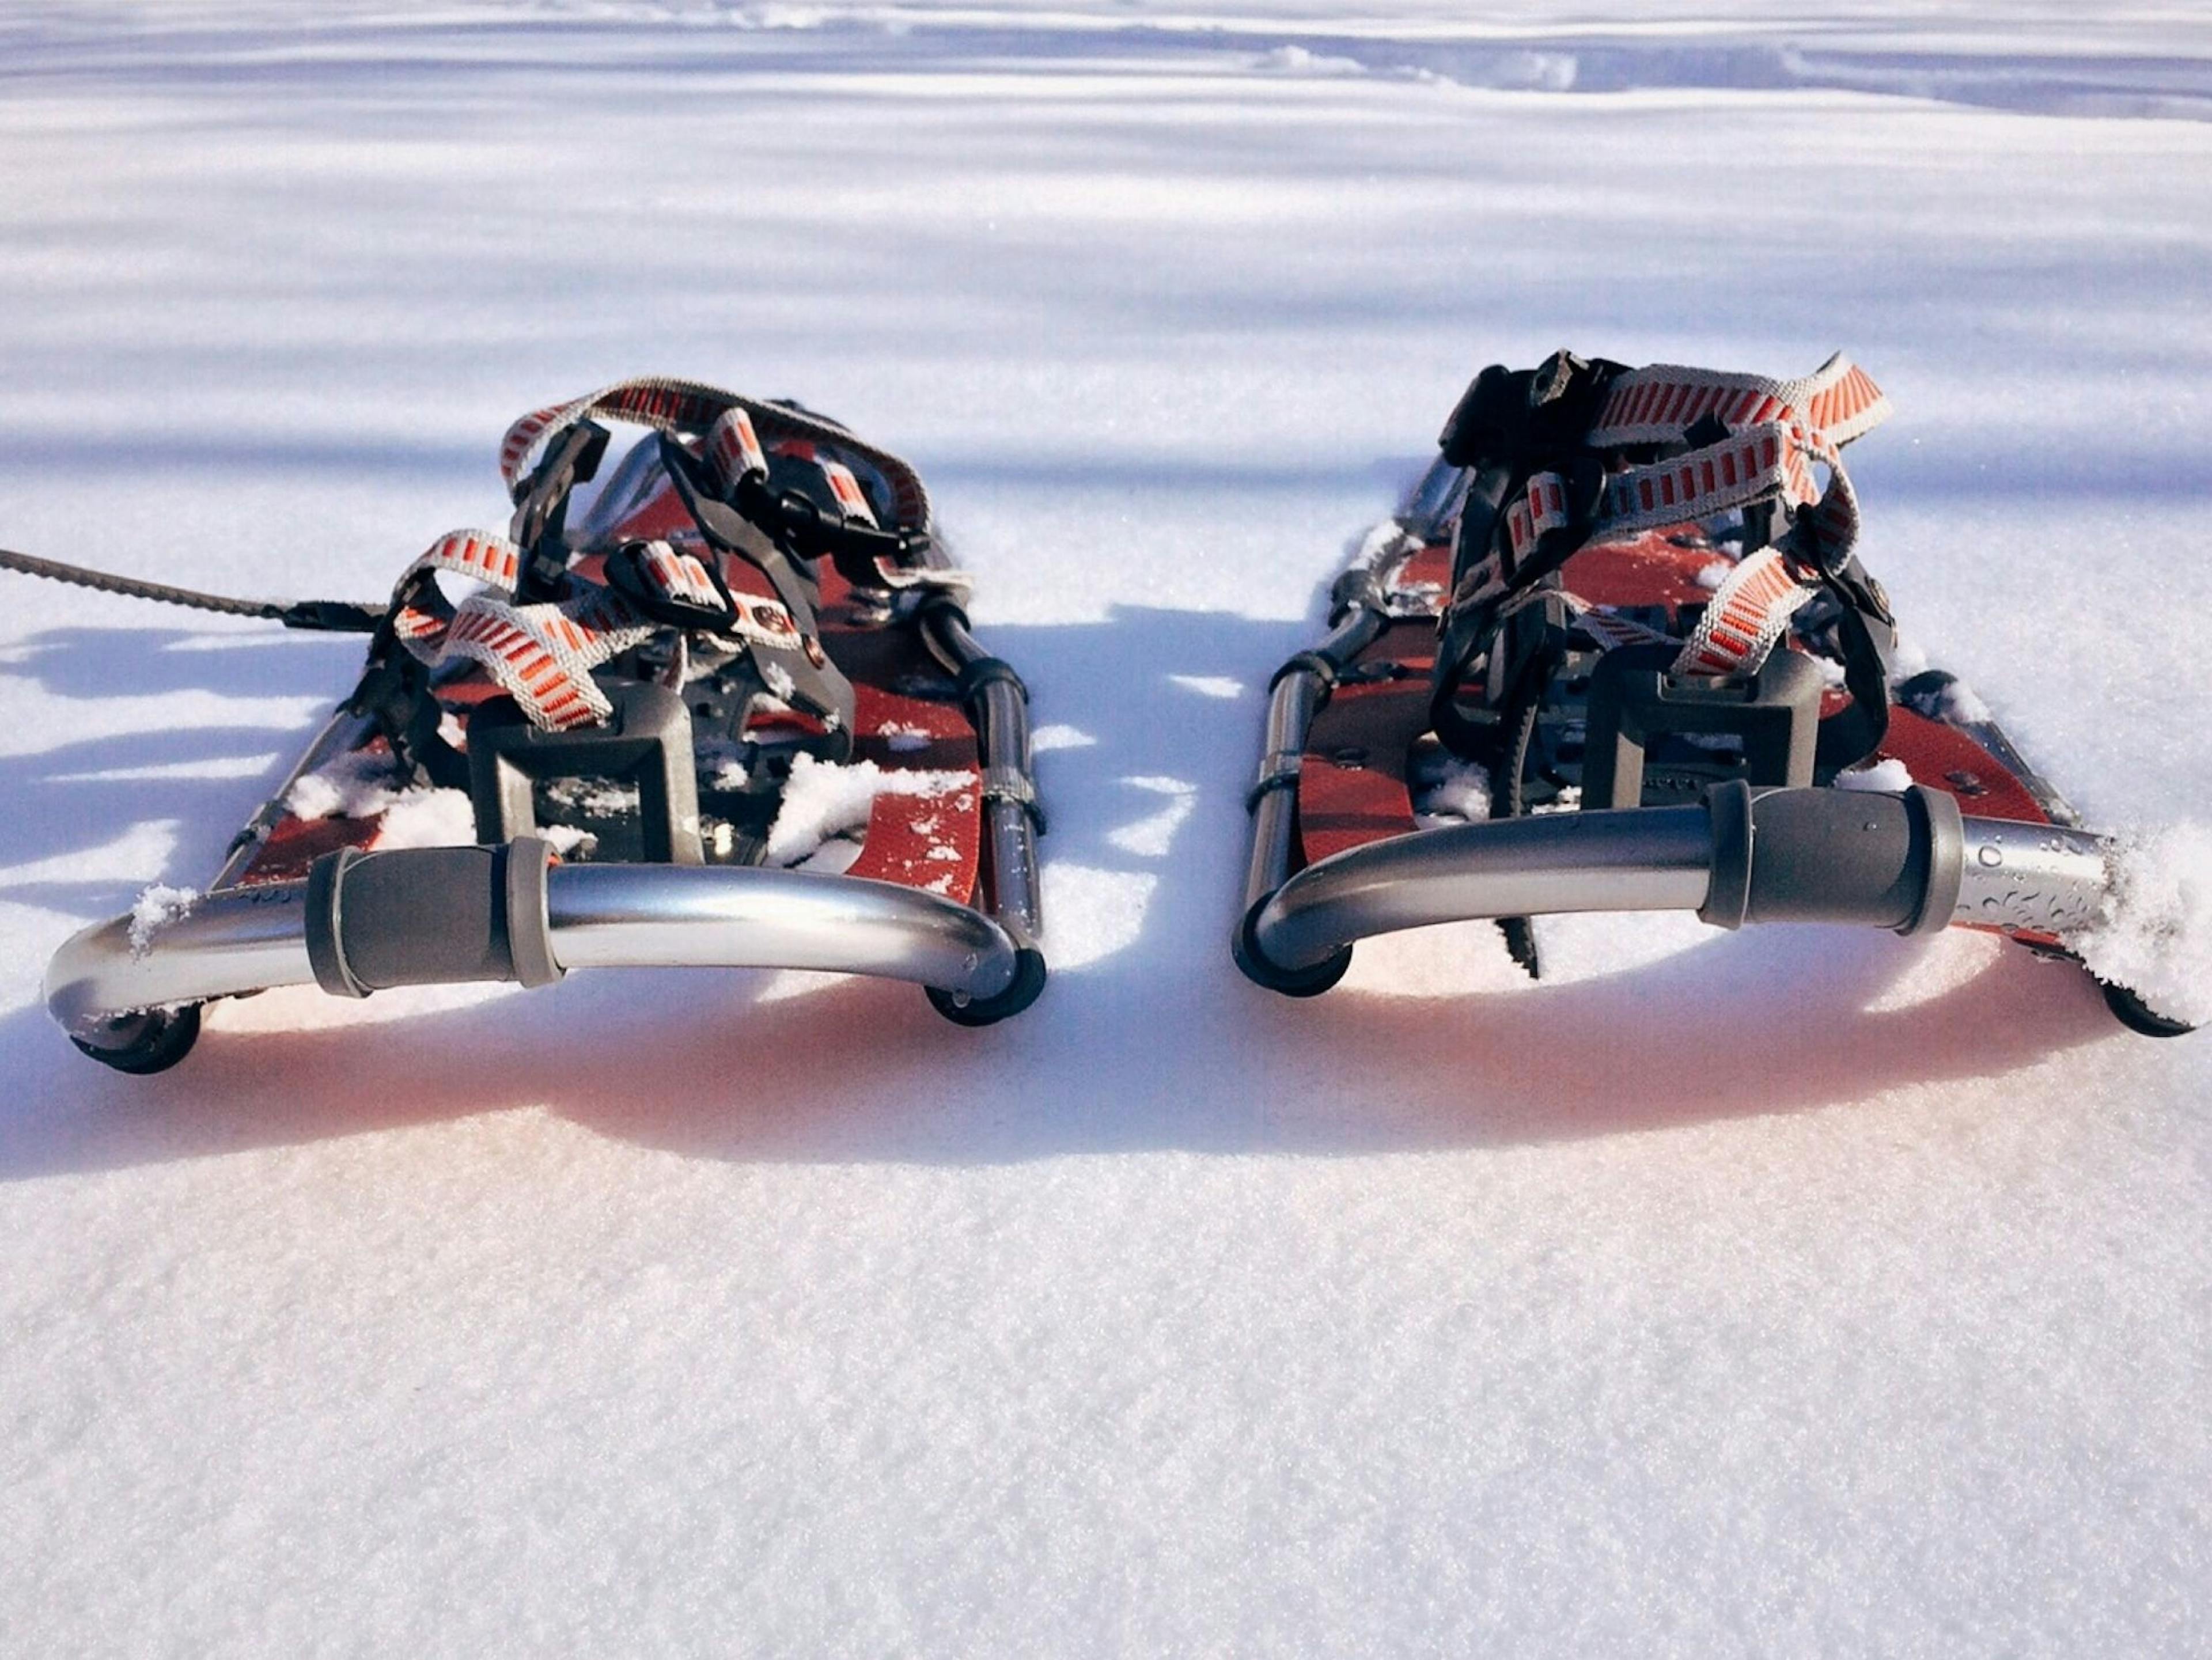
544, 864, 1018, 992
46, 885, 319, 1036
46, 862, 1019, 1037
1251, 807, 1717, 973
1952, 816, 2113, 935
1247, 800, 2124, 976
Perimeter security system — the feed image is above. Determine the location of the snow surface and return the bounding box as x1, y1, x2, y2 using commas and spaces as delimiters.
2, 3, 2211, 1654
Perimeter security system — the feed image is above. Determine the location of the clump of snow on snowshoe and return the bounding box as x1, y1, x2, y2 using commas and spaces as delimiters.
1835, 757, 1913, 792
2069, 822, 2212, 1028
764, 753, 973, 867
127, 885, 197, 956
1411, 754, 1493, 827
284, 749, 475, 850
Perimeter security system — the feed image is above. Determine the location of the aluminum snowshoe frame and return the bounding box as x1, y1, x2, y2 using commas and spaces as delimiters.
38, 379, 1048, 1072
1233, 351, 2194, 1038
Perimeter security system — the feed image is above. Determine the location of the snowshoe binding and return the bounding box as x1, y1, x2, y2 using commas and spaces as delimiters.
31, 377, 1046, 1072
1233, 350, 2195, 1037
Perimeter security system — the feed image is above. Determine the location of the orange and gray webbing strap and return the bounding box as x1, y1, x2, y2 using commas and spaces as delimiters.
1457, 352, 1894, 676
498, 376, 933, 532
390, 529, 657, 730
387, 526, 810, 732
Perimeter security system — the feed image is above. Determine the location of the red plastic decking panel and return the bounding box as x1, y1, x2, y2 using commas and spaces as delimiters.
1296, 621, 1433, 865
1396, 544, 1453, 594
1395, 525, 1718, 612
234, 809, 381, 886
598, 478, 699, 547
1560, 528, 1722, 608
1872, 708, 2050, 825
824, 579, 984, 900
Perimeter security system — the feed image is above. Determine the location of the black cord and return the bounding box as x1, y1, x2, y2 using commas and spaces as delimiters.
1, 546, 383, 632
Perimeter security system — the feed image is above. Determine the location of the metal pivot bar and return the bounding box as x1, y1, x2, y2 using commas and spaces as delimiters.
913, 594, 1047, 1024
47, 847, 1028, 1063
1237, 777, 2127, 984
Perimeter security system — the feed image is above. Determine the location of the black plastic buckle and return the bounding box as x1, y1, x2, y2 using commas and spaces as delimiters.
467, 677, 704, 864
1580, 643, 1824, 809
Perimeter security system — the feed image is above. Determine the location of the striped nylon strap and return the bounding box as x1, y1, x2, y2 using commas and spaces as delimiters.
389, 529, 805, 731
1585, 352, 1889, 554
1557, 549, 1810, 678
390, 530, 654, 730
1668, 548, 1815, 676
630, 540, 810, 654
1475, 353, 1889, 677
1483, 352, 1891, 605
498, 375, 933, 532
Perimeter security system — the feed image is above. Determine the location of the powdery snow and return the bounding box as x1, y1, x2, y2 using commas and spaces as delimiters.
283, 751, 418, 822
1412, 753, 1493, 824
125, 883, 196, 956
2070, 822, 2212, 1027
1835, 756, 1914, 792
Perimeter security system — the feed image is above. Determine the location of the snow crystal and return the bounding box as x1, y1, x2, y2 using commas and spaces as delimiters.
539, 776, 641, 817
763, 754, 970, 866
1353, 517, 1412, 564
1104, 776, 1198, 858
538, 823, 600, 860
695, 736, 751, 791
1835, 757, 1914, 793
1695, 560, 1732, 589
1168, 674, 1245, 700
1031, 724, 1097, 753
1412, 756, 1493, 826
874, 721, 934, 752
1254, 44, 1366, 77
1937, 678, 1994, 725
2068, 822, 2212, 1026
126, 884, 196, 956
792, 836, 863, 876
372, 789, 479, 850
1531, 783, 1584, 814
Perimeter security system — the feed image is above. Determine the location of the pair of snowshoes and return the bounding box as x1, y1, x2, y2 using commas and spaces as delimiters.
21, 357, 2196, 1074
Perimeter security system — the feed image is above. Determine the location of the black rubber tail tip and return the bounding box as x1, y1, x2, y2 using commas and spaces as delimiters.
927, 946, 1047, 1028
70, 1002, 203, 1075
1233, 901, 1351, 998
2099, 979, 2197, 1040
